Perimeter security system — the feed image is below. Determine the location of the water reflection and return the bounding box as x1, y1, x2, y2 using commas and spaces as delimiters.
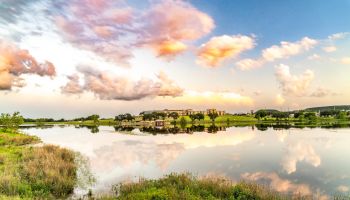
21, 125, 350, 198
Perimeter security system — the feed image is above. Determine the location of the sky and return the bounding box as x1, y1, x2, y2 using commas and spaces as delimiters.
0, 0, 350, 118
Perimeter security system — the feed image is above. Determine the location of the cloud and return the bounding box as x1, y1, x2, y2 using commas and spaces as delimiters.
0, 39, 56, 90
341, 57, 350, 65
275, 64, 314, 97
0, 0, 37, 24
322, 46, 336, 53
281, 141, 321, 174
307, 54, 320, 60
197, 35, 255, 67
328, 32, 349, 40
236, 37, 317, 70
54, 0, 135, 66
60, 74, 83, 94
262, 37, 317, 62
179, 90, 254, 106
310, 87, 331, 98
61, 66, 183, 100
337, 185, 349, 192
141, 0, 214, 58
275, 94, 285, 105
242, 172, 312, 196
55, 0, 214, 65
236, 58, 264, 71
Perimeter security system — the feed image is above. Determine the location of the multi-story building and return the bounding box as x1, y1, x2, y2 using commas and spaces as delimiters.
140, 108, 226, 116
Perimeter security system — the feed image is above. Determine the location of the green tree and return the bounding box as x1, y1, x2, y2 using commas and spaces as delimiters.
304, 112, 317, 121
169, 112, 179, 124
208, 112, 219, 122
87, 114, 100, 124
0, 112, 24, 131
255, 110, 267, 119
189, 114, 196, 123
195, 113, 205, 121
337, 111, 348, 120
179, 117, 187, 128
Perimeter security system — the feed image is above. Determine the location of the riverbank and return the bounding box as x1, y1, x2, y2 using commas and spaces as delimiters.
0, 129, 78, 199
91, 173, 331, 200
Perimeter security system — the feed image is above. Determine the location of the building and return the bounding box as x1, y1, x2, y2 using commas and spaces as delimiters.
141, 108, 226, 116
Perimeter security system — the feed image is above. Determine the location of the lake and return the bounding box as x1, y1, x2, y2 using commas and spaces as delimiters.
22, 125, 350, 199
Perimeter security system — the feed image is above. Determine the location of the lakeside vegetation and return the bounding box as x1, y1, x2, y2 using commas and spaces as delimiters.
0, 113, 79, 199
20, 105, 350, 129
87, 173, 345, 200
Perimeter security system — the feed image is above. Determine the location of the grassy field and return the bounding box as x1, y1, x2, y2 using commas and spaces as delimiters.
0, 129, 78, 199
87, 173, 316, 200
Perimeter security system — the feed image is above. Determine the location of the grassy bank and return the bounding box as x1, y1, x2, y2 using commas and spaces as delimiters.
99, 173, 304, 200
0, 129, 78, 199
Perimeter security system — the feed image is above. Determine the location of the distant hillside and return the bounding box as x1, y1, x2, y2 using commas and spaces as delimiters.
305, 105, 350, 112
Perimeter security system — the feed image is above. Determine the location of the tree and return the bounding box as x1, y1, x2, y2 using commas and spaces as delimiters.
179, 117, 187, 128
255, 110, 268, 119
189, 114, 196, 123
195, 113, 205, 121
208, 112, 218, 122
169, 112, 179, 124
87, 114, 100, 124
304, 112, 317, 121
337, 111, 348, 120
0, 112, 24, 131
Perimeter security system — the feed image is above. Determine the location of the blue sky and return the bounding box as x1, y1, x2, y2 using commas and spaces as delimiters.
193, 0, 350, 46
0, 0, 349, 118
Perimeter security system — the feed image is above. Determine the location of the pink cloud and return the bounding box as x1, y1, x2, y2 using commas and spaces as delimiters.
0, 40, 56, 90
61, 66, 183, 100
140, 0, 215, 58
55, 0, 214, 65
55, 0, 134, 66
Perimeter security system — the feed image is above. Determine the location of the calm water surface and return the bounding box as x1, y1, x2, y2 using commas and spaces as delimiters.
22, 126, 350, 198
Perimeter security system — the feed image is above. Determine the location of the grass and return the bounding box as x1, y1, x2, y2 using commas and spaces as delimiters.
0, 129, 78, 199
104, 173, 304, 200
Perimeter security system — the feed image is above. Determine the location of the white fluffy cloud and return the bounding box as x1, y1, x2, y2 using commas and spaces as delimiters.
275, 64, 314, 97
281, 141, 321, 174
328, 32, 349, 40
236, 37, 317, 70
262, 37, 317, 61
197, 35, 255, 67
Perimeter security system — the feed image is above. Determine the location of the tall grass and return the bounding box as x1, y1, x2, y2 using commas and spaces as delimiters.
111, 173, 293, 200
0, 130, 78, 199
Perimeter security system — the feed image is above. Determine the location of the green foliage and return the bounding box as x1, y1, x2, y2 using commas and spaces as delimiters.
304, 112, 317, 121
86, 114, 100, 124
208, 112, 219, 122
179, 117, 187, 128
169, 112, 179, 121
115, 113, 134, 121
112, 173, 290, 200
306, 105, 350, 112
0, 112, 24, 131
337, 111, 348, 120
